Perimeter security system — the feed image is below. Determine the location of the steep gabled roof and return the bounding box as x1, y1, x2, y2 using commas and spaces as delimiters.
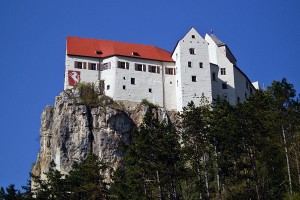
209, 34, 226, 46
66, 36, 174, 62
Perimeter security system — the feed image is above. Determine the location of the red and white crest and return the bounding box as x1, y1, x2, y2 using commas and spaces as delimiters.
68, 70, 80, 86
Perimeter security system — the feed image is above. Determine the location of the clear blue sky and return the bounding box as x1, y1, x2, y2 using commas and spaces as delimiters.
0, 0, 299, 189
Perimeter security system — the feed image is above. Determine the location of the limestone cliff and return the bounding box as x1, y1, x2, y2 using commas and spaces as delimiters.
32, 90, 176, 180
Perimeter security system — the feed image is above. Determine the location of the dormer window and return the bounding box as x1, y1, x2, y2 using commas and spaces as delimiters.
132, 52, 140, 56
95, 50, 103, 55
189, 48, 195, 55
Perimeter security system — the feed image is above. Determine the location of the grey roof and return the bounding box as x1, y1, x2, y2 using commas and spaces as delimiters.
210, 34, 225, 46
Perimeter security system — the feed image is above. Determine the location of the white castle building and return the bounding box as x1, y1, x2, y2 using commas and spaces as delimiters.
64, 28, 258, 111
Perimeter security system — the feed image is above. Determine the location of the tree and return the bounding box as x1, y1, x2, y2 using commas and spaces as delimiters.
180, 97, 214, 199
111, 106, 183, 199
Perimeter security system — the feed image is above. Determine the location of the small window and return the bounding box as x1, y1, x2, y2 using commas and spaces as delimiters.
189, 48, 195, 55
192, 76, 197, 82
222, 83, 228, 89
135, 63, 146, 71
123, 77, 126, 80
123, 85, 126, 90
148, 65, 157, 73
89, 63, 96, 70
95, 50, 103, 55
237, 97, 240, 103
191, 35, 195, 39
221, 68, 226, 75
149, 88, 152, 93
131, 78, 135, 85
118, 61, 129, 69
199, 62, 203, 68
132, 52, 140, 56
75, 61, 83, 69
188, 61, 192, 68
107, 85, 110, 90
212, 73, 216, 81
165, 67, 175, 75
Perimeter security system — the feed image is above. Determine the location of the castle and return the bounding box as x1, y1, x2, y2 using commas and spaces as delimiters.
64, 28, 258, 111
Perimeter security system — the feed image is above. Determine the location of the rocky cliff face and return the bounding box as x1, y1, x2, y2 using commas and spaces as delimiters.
32, 90, 176, 180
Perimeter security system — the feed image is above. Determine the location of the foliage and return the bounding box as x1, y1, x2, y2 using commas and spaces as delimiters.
2, 78, 300, 199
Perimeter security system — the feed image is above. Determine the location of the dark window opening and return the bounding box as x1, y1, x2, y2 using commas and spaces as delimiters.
221, 68, 226, 75
132, 52, 140, 56
192, 76, 197, 82
123, 85, 126, 90
89, 63, 96, 70
95, 50, 103, 55
149, 88, 152, 93
222, 83, 228, 89
131, 78, 135, 85
165, 67, 175, 75
107, 85, 110, 90
148, 65, 156, 73
118, 61, 129, 69
212, 72, 216, 81
188, 61, 192, 68
199, 62, 203, 68
75, 61, 83, 69
189, 48, 195, 55
191, 35, 195, 39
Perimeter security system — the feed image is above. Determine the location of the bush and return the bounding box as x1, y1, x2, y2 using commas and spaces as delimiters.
75, 82, 99, 107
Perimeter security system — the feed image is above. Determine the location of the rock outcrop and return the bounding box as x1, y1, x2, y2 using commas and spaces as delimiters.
32, 90, 175, 180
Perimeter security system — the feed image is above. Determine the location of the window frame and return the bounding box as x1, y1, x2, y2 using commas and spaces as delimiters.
192, 76, 197, 82
221, 68, 226, 75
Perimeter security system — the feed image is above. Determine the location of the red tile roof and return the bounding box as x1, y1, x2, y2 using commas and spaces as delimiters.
67, 36, 174, 62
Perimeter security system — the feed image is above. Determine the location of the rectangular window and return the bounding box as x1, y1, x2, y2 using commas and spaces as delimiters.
188, 61, 192, 68
101, 62, 111, 71
165, 67, 176, 75
131, 78, 135, 85
148, 65, 157, 73
191, 35, 195, 39
107, 85, 110, 90
118, 61, 129, 69
88, 63, 96, 70
199, 62, 203, 68
192, 76, 197, 82
212, 72, 216, 81
123, 85, 126, 90
149, 88, 152, 93
189, 48, 195, 55
75, 61, 83, 69
221, 68, 226, 75
135, 63, 146, 71
222, 83, 228, 89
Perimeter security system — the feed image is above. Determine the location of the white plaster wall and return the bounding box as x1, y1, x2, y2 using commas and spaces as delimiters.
64, 55, 100, 89
205, 35, 236, 105
100, 57, 116, 97
163, 62, 177, 110
205, 34, 218, 65
112, 56, 170, 107
175, 28, 212, 111
233, 67, 251, 103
